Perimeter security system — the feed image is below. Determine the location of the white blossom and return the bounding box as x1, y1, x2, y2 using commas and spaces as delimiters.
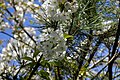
40, 0, 78, 21
38, 28, 67, 60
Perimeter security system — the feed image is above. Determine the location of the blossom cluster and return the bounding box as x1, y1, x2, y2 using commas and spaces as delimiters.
41, 0, 78, 21
0, 26, 67, 69
38, 28, 67, 60
0, 27, 36, 74
0, 0, 78, 79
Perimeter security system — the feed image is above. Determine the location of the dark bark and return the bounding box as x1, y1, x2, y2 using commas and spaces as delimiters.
57, 66, 62, 80
108, 8, 120, 80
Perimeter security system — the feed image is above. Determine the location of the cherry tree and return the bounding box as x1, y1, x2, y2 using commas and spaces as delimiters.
0, 0, 120, 80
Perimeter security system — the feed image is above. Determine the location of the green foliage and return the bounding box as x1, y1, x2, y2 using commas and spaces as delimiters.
0, 40, 3, 45
33, 49, 40, 58
22, 57, 35, 62
58, 2, 65, 12
63, 33, 73, 40
38, 70, 50, 80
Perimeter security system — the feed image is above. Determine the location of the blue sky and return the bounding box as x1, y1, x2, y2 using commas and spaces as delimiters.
0, 29, 12, 53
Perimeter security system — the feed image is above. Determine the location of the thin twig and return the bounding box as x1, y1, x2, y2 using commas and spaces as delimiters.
0, 31, 34, 48
5, 9, 37, 45
92, 53, 119, 80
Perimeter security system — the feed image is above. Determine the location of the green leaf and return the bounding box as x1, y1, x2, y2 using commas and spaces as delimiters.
29, 20, 34, 24
63, 33, 73, 40
33, 49, 40, 58
58, 3, 65, 12
0, 3, 6, 9
41, 60, 48, 67
0, 40, 3, 45
0, 3, 4, 7
22, 57, 35, 62
38, 70, 50, 80
116, 59, 120, 68
80, 67, 87, 76
24, 62, 36, 69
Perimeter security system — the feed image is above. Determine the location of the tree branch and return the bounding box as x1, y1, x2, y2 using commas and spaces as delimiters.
108, 15, 120, 80
73, 30, 93, 80
0, 31, 33, 48
27, 54, 43, 80
92, 52, 119, 80
57, 66, 62, 80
